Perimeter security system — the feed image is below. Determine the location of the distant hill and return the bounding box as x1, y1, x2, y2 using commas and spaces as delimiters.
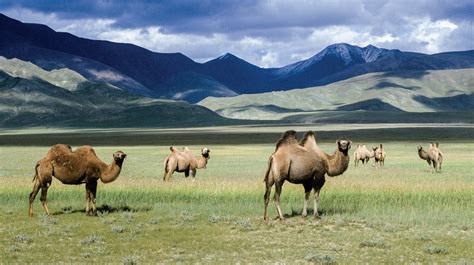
1, 13, 473, 102
199, 69, 474, 121
0, 58, 230, 128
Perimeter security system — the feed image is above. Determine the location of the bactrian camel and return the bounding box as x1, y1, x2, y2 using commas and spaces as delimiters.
353, 144, 375, 167
373, 144, 386, 167
263, 131, 351, 221
163, 147, 210, 181
29, 144, 126, 217
418, 143, 443, 173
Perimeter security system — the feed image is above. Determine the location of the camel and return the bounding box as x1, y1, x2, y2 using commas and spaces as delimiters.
29, 144, 126, 217
163, 146, 210, 181
434, 143, 444, 171
373, 144, 386, 167
418, 143, 442, 172
353, 144, 375, 167
263, 130, 351, 221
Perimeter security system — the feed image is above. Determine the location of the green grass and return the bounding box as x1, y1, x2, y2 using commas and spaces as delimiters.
0, 134, 473, 263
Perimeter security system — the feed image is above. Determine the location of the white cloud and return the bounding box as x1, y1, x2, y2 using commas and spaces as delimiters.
1, 5, 470, 68
408, 18, 459, 53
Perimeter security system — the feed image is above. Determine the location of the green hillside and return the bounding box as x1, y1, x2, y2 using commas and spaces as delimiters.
0, 56, 87, 91
0, 59, 231, 128
199, 69, 474, 121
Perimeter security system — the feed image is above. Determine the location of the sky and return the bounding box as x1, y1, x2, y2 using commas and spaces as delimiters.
1, 0, 473, 67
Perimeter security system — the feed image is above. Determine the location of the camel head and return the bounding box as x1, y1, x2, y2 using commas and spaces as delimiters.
418, 145, 423, 151
201, 147, 210, 159
337, 138, 351, 154
113, 151, 127, 166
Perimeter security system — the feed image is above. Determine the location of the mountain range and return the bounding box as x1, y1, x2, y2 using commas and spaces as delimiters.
0, 56, 229, 127
199, 68, 474, 122
1, 13, 474, 103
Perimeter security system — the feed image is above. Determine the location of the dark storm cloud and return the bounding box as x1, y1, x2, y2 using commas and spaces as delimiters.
0, 0, 365, 34
0, 0, 472, 67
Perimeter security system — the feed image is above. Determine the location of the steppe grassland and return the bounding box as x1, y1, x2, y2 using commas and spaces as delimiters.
0, 140, 472, 263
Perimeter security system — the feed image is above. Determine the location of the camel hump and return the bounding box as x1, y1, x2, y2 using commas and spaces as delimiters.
183, 146, 190, 151
275, 130, 298, 149
299, 131, 316, 146
170, 146, 178, 152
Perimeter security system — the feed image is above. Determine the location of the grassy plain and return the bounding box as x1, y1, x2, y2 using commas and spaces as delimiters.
0, 127, 473, 263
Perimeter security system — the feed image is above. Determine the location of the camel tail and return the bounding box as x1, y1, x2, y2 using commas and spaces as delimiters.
264, 156, 273, 183
32, 162, 40, 182
163, 158, 169, 173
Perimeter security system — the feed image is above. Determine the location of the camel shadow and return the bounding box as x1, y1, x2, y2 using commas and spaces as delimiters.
52, 204, 151, 216
281, 207, 358, 219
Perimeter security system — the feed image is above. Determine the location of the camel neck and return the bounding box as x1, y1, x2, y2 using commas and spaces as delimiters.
196, 156, 209, 169
326, 149, 349, 177
100, 160, 122, 183
418, 149, 429, 160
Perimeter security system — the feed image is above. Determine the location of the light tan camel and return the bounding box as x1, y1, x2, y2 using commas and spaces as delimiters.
418, 143, 442, 172
373, 144, 386, 167
29, 144, 126, 217
353, 144, 374, 167
263, 130, 351, 221
163, 146, 210, 181
434, 142, 444, 171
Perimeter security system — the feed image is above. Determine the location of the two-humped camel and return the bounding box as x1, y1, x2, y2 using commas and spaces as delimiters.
353, 144, 375, 167
29, 144, 126, 217
418, 142, 443, 172
373, 144, 386, 167
163, 146, 210, 181
263, 131, 351, 221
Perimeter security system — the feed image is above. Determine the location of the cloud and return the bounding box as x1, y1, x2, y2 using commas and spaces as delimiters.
0, 1, 472, 67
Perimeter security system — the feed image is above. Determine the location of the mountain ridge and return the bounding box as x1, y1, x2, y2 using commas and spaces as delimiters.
1, 13, 473, 103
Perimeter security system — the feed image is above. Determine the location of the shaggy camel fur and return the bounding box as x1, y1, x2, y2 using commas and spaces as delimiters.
29, 144, 126, 217
353, 144, 374, 167
418, 143, 443, 172
163, 147, 210, 181
263, 130, 351, 221
373, 144, 386, 167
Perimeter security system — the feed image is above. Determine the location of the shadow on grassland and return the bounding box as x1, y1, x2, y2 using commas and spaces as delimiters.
2, 126, 472, 146
52, 204, 151, 216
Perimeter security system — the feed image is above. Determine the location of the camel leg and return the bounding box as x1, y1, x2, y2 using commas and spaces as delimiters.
263, 181, 273, 221
302, 180, 312, 217
190, 169, 196, 182
29, 180, 41, 217
89, 180, 98, 216
85, 182, 92, 215
40, 184, 51, 216
274, 181, 284, 220
313, 177, 326, 218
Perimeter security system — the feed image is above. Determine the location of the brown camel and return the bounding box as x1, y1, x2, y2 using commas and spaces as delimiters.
29, 144, 126, 217
263, 130, 351, 221
418, 143, 442, 172
163, 146, 210, 181
353, 144, 374, 167
373, 144, 386, 167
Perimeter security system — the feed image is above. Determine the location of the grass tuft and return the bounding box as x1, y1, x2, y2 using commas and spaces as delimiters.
425, 245, 449, 255
305, 253, 337, 264
359, 237, 387, 248
112, 225, 126, 233
122, 255, 139, 265
80, 234, 103, 245
14, 234, 32, 244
